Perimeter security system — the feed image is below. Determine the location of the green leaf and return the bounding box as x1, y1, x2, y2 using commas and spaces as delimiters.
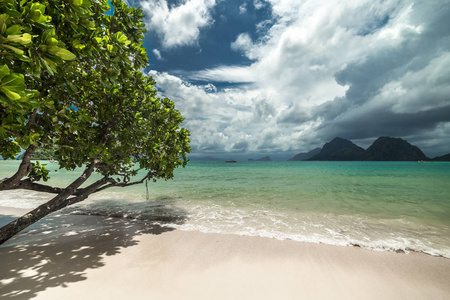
47, 37, 58, 45
56, 48, 76, 60
0, 65, 11, 79
116, 32, 131, 45
28, 3, 52, 25
3, 44, 25, 55
5, 25, 22, 36
1, 74, 27, 92
47, 46, 76, 60
41, 28, 56, 44
3, 9, 21, 18
72, 39, 86, 50
0, 86, 20, 100
5, 33, 32, 45
40, 57, 55, 75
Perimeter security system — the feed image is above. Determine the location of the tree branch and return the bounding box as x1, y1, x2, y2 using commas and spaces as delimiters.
0, 145, 37, 190
8, 168, 156, 199
17, 179, 67, 194
82, 176, 116, 195
14, 177, 108, 196
92, 171, 156, 194
63, 160, 98, 195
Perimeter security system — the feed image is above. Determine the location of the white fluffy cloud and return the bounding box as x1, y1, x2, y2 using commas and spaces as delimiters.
239, 3, 247, 14
231, 33, 253, 54
148, 69, 326, 156
191, 66, 257, 83
140, 0, 216, 48
148, 0, 450, 157
152, 49, 162, 60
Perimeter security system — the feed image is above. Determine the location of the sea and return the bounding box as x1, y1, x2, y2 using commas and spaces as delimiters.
1, 160, 449, 257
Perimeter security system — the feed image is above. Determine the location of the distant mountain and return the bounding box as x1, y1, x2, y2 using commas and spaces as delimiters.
307, 137, 365, 161
363, 137, 427, 161
307, 136, 431, 161
288, 148, 321, 161
249, 156, 272, 161
432, 153, 450, 161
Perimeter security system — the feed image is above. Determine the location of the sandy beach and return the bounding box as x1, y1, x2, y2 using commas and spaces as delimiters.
1, 206, 449, 300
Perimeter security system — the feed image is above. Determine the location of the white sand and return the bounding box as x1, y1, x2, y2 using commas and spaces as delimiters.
1, 206, 449, 300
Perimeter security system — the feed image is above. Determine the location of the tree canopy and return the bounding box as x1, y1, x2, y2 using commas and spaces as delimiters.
0, 0, 190, 244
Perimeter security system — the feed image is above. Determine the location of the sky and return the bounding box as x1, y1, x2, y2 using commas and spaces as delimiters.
122, 0, 450, 160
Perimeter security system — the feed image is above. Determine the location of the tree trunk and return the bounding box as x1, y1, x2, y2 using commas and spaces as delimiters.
0, 162, 97, 245
0, 161, 152, 245
0, 192, 89, 245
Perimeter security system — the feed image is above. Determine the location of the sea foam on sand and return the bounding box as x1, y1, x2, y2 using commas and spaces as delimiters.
1, 206, 449, 300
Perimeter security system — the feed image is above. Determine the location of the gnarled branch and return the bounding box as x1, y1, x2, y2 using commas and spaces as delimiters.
0, 145, 37, 190
92, 171, 157, 194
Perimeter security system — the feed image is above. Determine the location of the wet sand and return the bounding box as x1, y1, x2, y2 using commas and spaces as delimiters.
1, 206, 449, 300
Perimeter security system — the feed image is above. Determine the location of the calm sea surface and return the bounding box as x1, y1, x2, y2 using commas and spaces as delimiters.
1, 160, 449, 257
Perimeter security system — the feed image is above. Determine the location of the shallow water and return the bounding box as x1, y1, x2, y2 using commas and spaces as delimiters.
1, 160, 449, 257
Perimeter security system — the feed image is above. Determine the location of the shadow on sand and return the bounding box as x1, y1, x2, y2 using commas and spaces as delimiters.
0, 203, 187, 299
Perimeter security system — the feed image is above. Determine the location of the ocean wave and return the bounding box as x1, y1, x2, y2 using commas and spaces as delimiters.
172, 223, 450, 258
2, 161, 449, 258
63, 200, 450, 259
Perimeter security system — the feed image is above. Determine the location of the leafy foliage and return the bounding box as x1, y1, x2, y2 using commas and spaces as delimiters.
27, 161, 50, 182
29, 145, 57, 160
0, 0, 190, 183
0, 0, 191, 245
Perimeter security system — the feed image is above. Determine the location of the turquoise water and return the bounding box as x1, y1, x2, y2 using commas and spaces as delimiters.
1, 160, 450, 257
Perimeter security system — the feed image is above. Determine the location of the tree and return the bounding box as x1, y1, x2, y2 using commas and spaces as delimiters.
0, 0, 190, 244
26, 145, 57, 160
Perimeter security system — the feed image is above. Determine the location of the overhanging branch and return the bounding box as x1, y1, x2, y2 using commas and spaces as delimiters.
4, 167, 158, 198
92, 171, 157, 194
17, 179, 67, 194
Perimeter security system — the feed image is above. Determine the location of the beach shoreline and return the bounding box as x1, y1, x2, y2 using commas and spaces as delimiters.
1, 206, 449, 300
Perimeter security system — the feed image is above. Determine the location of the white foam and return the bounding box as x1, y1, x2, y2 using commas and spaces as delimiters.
2, 191, 449, 258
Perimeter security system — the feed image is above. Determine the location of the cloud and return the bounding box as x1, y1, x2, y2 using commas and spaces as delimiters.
147, 0, 450, 157
253, 0, 266, 10
148, 70, 316, 155
389, 52, 450, 114
140, 0, 216, 48
152, 49, 162, 60
314, 0, 450, 149
239, 2, 247, 14
230, 33, 253, 54
190, 66, 257, 83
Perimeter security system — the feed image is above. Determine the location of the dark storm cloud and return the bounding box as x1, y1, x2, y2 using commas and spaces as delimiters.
313, 1, 450, 155
137, 0, 450, 158
318, 105, 450, 141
